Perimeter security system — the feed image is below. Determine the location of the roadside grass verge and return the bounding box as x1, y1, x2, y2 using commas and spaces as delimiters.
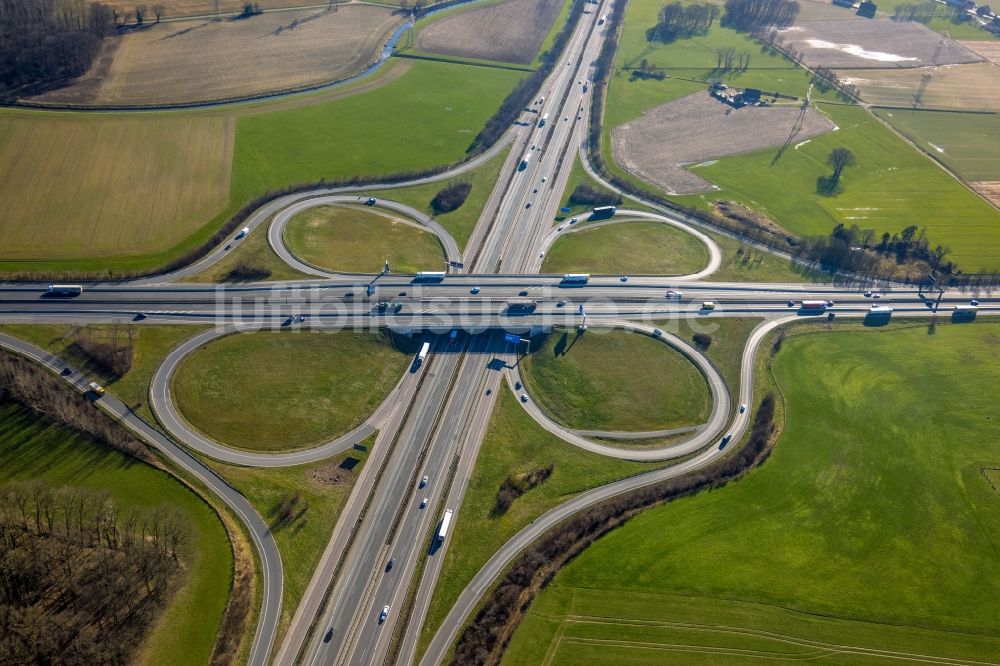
0, 324, 208, 424
507, 320, 1000, 663
283, 205, 446, 273
415, 389, 672, 659
705, 231, 835, 283
650, 316, 762, 392
172, 330, 414, 451
0, 401, 233, 666
519, 327, 711, 432
185, 220, 313, 283
375, 144, 513, 251
206, 434, 374, 647
541, 220, 709, 275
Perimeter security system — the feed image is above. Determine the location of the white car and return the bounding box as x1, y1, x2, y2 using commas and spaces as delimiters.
739, 403, 747, 413
620, 275, 629, 282
872, 293, 881, 299
557, 226, 564, 231
420, 497, 428, 509
557, 299, 567, 307
864, 290, 873, 297
470, 286, 480, 294
970, 298, 980, 306
235, 226, 249, 239
541, 176, 547, 183
652, 328, 663, 337
569, 217, 578, 224
520, 394, 529, 403
419, 475, 428, 488
379, 606, 389, 623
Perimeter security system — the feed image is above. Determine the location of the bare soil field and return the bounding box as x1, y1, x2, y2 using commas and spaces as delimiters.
32, 5, 403, 105
842, 62, 1000, 110
0, 113, 233, 261
962, 40, 1000, 65
414, 0, 563, 64
776, 18, 982, 69
970, 181, 1000, 209
612, 93, 835, 195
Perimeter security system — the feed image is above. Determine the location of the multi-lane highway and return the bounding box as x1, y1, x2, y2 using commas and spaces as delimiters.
1, 0, 996, 663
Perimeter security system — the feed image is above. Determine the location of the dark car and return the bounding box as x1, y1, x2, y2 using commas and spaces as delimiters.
385, 558, 395, 572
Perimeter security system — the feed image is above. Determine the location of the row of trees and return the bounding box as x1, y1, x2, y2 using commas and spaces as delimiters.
647, 1, 719, 42
568, 183, 622, 207
715, 46, 752, 72
0, 0, 115, 98
0, 351, 152, 461
0, 481, 187, 664
721, 0, 800, 31
452, 394, 777, 664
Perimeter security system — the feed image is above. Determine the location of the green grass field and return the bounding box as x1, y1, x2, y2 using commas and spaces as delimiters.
376, 144, 512, 251
0, 401, 233, 666
507, 322, 1000, 664
173, 330, 413, 451
416, 389, 670, 659
650, 316, 762, 392
694, 103, 1000, 271
541, 221, 709, 275
0, 324, 208, 424
519, 328, 711, 431
188, 222, 313, 283
873, 108, 1000, 181
231, 60, 522, 204
283, 205, 446, 273
0, 58, 520, 276
207, 434, 373, 645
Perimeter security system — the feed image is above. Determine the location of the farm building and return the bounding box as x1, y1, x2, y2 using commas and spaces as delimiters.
832, 0, 855, 7
857, 0, 877, 17
709, 84, 765, 108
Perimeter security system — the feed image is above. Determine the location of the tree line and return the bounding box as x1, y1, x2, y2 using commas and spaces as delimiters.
721, 0, 800, 32
647, 1, 719, 42
0, 351, 152, 461
451, 394, 778, 665
0, 0, 116, 99
568, 183, 622, 207
0, 480, 188, 664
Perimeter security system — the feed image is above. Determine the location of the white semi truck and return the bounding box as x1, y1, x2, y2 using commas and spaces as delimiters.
437, 509, 454, 542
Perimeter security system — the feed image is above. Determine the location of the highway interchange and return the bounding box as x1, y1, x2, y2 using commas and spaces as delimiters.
0, 1, 997, 665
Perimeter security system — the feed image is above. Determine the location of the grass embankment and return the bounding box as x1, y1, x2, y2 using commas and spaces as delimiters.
187, 222, 314, 283
598, 0, 1000, 271
375, 144, 512, 251
519, 328, 711, 432
650, 317, 762, 392
0, 59, 521, 275
0, 401, 232, 666
507, 321, 1000, 664
206, 434, 375, 645
283, 205, 446, 273
705, 231, 835, 283
173, 330, 413, 451
555, 155, 629, 219
0, 324, 207, 424
541, 221, 709, 275
416, 389, 671, 658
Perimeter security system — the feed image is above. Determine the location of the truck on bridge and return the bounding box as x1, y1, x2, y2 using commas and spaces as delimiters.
800, 300, 831, 311
437, 509, 454, 542
561, 274, 590, 284
414, 271, 446, 282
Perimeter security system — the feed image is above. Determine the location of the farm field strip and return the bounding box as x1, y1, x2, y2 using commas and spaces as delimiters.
414, 0, 564, 65
843, 62, 1000, 112
31, 5, 404, 106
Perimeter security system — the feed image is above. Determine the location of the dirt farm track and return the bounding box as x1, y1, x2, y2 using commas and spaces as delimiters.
414, 0, 564, 65
29, 4, 404, 106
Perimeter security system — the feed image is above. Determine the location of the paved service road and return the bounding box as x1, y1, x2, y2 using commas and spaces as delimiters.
0, 333, 283, 666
